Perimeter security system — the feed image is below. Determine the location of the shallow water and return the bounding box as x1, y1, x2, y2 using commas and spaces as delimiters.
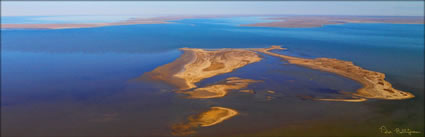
1, 16, 424, 136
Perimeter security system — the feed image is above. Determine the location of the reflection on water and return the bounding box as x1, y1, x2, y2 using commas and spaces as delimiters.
1, 17, 424, 136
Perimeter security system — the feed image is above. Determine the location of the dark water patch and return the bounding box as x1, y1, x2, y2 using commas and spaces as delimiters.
314, 88, 340, 94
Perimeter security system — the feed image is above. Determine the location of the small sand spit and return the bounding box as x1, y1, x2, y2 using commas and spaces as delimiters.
240, 89, 255, 94
171, 107, 238, 136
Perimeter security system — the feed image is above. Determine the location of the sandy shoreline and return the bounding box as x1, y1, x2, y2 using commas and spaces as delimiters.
254, 46, 415, 101
140, 49, 195, 89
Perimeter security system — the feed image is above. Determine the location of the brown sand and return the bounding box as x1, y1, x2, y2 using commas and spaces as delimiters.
141, 48, 262, 90
239, 89, 255, 94
242, 16, 424, 28
314, 98, 368, 102
140, 49, 195, 89
267, 90, 276, 94
171, 107, 238, 136
253, 46, 415, 100
266, 96, 273, 101
181, 77, 261, 99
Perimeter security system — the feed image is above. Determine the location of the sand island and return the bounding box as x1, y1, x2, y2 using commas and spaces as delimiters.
171, 107, 238, 136
141, 48, 262, 90
254, 46, 415, 101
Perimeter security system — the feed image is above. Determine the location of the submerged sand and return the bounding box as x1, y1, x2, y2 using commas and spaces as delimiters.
171, 107, 238, 136
254, 46, 415, 101
181, 77, 261, 99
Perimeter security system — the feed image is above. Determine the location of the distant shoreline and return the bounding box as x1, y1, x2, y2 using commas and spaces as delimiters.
2, 15, 424, 29
0, 15, 233, 29
241, 15, 424, 28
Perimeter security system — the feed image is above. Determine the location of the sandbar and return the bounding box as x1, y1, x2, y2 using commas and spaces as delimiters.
254, 45, 415, 100
315, 98, 368, 102
171, 107, 238, 136
267, 90, 276, 94
240, 89, 255, 94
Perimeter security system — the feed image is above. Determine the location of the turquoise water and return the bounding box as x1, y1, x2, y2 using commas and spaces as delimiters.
1, 17, 424, 136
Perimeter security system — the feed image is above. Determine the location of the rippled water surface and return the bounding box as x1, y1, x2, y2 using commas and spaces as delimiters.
1, 16, 424, 136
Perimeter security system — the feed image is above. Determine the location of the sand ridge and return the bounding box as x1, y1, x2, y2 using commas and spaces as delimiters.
253, 45, 415, 101
315, 98, 368, 102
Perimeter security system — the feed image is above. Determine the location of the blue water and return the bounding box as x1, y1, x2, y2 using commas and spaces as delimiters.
3, 18, 423, 87
1, 17, 424, 136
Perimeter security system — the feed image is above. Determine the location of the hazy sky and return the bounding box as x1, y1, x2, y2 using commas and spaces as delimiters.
2, 1, 424, 16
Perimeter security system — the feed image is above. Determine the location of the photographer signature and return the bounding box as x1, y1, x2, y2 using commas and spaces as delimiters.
379, 125, 421, 136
